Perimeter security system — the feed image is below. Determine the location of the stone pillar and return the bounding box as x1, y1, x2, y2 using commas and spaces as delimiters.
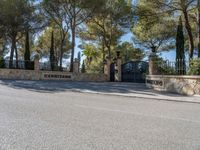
73, 58, 79, 74
115, 58, 122, 82
34, 54, 40, 71
104, 58, 111, 81
149, 53, 158, 75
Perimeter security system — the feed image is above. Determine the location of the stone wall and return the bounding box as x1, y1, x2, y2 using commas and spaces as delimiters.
0, 69, 108, 82
73, 73, 109, 82
146, 75, 200, 95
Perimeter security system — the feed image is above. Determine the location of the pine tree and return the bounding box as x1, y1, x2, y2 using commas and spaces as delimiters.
50, 30, 55, 71
176, 16, 185, 75
77, 52, 81, 63
24, 31, 31, 69
81, 60, 86, 73
77, 51, 81, 68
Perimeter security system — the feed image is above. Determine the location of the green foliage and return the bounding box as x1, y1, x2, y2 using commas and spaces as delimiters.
79, 0, 133, 60
152, 55, 176, 75
151, 0, 196, 59
116, 42, 144, 63
188, 59, 200, 75
81, 60, 86, 73
82, 44, 99, 64
85, 58, 104, 73
0, 0, 43, 67
35, 26, 71, 63
132, 0, 176, 53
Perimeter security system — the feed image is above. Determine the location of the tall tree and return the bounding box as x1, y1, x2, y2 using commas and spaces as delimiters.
133, 0, 176, 54
60, 0, 105, 72
176, 16, 186, 75
79, 0, 133, 64
116, 42, 144, 63
50, 31, 55, 71
24, 31, 31, 69
0, 0, 43, 68
151, 0, 196, 59
0, 38, 6, 68
35, 26, 71, 66
77, 51, 81, 68
42, 0, 70, 71
81, 60, 86, 73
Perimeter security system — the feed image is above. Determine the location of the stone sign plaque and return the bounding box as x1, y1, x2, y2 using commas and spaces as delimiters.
44, 74, 71, 79
146, 77, 165, 90
146, 79, 163, 87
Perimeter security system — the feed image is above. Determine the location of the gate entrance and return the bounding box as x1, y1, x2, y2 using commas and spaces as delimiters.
121, 61, 148, 83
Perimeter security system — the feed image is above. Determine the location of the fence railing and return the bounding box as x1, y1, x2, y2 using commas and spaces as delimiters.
0, 60, 34, 70
0, 59, 70, 72
152, 59, 200, 75
39, 62, 70, 72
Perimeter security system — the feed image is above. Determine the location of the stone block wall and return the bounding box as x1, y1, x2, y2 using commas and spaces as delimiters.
146, 75, 200, 95
0, 69, 40, 80
73, 73, 109, 82
0, 69, 108, 82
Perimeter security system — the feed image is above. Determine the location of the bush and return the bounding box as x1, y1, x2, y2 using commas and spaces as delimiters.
188, 58, 200, 75
151, 55, 176, 75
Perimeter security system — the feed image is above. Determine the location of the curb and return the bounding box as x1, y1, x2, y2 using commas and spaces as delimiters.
73, 90, 200, 104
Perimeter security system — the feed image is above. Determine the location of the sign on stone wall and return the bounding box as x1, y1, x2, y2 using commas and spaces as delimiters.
146, 76, 164, 89
146, 75, 200, 95
146, 79, 163, 87
43, 74, 71, 79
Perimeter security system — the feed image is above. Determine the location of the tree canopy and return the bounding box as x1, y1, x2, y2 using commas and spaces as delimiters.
0, 0, 199, 74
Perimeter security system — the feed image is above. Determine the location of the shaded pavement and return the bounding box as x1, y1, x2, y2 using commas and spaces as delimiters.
0, 80, 199, 103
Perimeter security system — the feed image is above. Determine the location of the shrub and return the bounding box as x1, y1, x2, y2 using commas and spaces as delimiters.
188, 59, 200, 75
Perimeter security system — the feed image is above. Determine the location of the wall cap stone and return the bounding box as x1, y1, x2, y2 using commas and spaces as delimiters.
147, 75, 200, 79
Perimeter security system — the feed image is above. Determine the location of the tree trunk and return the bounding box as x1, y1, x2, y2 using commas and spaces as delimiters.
183, 10, 194, 59
59, 38, 64, 71
102, 40, 105, 73
9, 37, 16, 68
50, 31, 55, 71
14, 41, 18, 69
70, 21, 76, 72
108, 46, 111, 59
24, 31, 30, 69
176, 16, 186, 75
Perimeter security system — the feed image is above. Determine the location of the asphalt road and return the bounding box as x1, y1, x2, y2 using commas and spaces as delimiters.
0, 80, 200, 150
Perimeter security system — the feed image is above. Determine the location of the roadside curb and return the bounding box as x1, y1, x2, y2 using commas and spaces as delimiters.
74, 90, 200, 104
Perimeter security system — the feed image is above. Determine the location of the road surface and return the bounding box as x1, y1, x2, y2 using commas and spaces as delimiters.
0, 80, 200, 150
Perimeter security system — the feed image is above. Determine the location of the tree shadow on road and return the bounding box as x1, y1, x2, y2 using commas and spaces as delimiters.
0, 79, 188, 98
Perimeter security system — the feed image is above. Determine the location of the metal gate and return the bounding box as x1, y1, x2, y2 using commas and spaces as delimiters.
110, 63, 115, 82
121, 61, 148, 83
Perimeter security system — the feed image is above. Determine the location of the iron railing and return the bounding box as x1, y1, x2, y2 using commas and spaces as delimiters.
39, 62, 70, 71
152, 59, 200, 75
0, 60, 34, 70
